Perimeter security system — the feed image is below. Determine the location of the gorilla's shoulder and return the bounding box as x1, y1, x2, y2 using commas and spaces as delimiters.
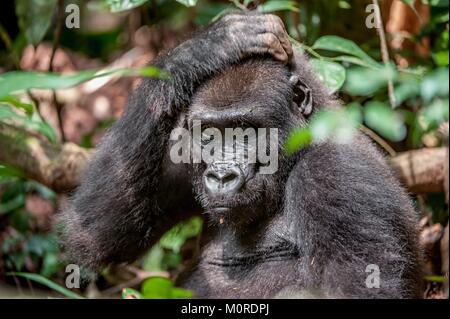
287, 133, 412, 209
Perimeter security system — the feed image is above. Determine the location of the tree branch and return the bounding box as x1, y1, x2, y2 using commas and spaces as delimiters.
390, 147, 447, 194
0, 123, 90, 193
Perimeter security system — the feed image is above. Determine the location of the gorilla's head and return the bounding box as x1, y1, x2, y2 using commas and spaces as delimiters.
185, 57, 327, 227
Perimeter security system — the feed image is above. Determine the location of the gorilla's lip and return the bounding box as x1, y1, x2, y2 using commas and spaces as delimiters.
210, 207, 231, 213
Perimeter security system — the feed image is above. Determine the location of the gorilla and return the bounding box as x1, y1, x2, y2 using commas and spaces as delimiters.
61, 13, 423, 298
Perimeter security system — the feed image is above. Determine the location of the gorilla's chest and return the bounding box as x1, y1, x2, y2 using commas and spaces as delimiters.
178, 226, 302, 298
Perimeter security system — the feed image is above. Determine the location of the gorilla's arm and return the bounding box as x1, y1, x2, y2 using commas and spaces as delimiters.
61, 14, 293, 270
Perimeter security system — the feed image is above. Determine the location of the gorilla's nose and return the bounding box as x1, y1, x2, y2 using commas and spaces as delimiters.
204, 163, 245, 195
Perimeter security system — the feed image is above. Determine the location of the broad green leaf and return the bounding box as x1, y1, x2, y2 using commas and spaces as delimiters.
0, 67, 167, 98
364, 102, 406, 142
141, 277, 192, 299
421, 67, 449, 102
171, 287, 194, 299
142, 244, 165, 272
344, 66, 397, 96
312, 35, 381, 69
310, 59, 346, 94
6, 272, 84, 299
258, 1, 299, 13
142, 277, 173, 299
0, 165, 24, 180
122, 288, 143, 299
433, 51, 449, 67
105, 0, 148, 12
176, 0, 198, 7
422, 98, 449, 129
401, 0, 415, 6
284, 128, 313, 155
394, 77, 421, 106
429, 0, 449, 7
159, 216, 203, 253
15, 0, 58, 45
0, 70, 97, 98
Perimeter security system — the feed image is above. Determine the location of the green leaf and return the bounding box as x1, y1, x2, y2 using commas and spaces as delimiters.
344, 66, 397, 96
6, 272, 84, 299
394, 77, 421, 106
0, 67, 167, 98
401, 0, 415, 7
421, 67, 449, 102
176, 0, 198, 7
122, 288, 143, 299
142, 245, 165, 272
0, 96, 34, 115
429, 0, 449, 7
0, 105, 57, 142
329, 55, 380, 69
15, 0, 58, 45
142, 277, 173, 299
141, 277, 192, 299
422, 98, 449, 129
284, 128, 313, 155
0, 70, 97, 98
432, 51, 449, 67
257, 1, 299, 13
312, 35, 381, 69
0, 165, 24, 180
0, 194, 25, 215
284, 104, 362, 154
105, 0, 149, 12
159, 216, 203, 253
310, 59, 346, 94
364, 101, 406, 142
424, 275, 447, 283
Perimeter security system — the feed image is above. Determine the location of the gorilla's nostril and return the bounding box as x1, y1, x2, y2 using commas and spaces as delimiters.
222, 172, 238, 184
206, 172, 220, 183
204, 165, 245, 195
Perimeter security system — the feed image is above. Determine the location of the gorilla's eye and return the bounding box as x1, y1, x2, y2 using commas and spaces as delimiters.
201, 127, 221, 146
201, 133, 214, 145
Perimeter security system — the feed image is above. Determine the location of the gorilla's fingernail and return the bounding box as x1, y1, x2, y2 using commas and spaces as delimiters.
219, 217, 225, 224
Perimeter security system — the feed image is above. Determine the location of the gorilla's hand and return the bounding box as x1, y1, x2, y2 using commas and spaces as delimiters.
209, 13, 293, 65
151, 13, 293, 116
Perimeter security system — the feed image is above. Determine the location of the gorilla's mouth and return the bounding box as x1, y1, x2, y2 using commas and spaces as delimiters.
208, 207, 232, 225
210, 207, 231, 213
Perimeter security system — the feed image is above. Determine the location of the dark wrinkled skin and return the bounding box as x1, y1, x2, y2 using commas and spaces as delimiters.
61, 13, 423, 299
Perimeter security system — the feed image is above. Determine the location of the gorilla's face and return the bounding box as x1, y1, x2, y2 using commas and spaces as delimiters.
185, 59, 303, 226
188, 118, 286, 227
188, 121, 284, 227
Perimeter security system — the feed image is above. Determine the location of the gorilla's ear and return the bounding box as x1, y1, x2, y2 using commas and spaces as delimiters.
289, 75, 313, 116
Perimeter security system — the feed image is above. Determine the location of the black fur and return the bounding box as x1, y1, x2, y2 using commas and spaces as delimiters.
60, 13, 423, 298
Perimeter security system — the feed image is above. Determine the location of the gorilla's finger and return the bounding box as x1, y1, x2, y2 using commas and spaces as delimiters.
265, 14, 293, 62
252, 33, 289, 64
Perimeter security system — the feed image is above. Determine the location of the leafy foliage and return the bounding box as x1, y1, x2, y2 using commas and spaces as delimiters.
6, 272, 84, 299
15, 0, 58, 45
